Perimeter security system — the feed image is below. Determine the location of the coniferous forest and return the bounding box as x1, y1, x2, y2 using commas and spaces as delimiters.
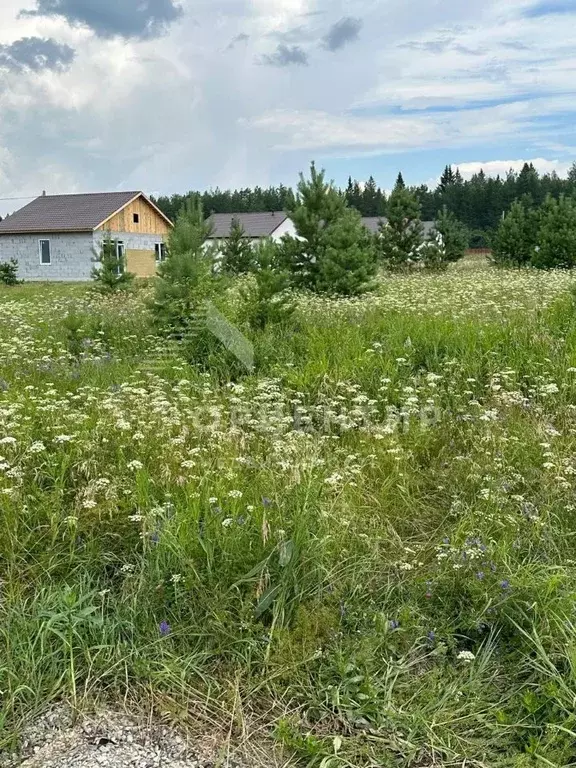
153, 162, 576, 248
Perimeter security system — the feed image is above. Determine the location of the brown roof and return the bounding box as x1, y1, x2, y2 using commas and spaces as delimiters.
0, 191, 145, 234
207, 211, 288, 239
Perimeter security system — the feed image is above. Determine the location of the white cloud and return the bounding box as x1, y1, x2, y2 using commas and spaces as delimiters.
247, 96, 573, 154
0, 0, 574, 200
456, 158, 574, 180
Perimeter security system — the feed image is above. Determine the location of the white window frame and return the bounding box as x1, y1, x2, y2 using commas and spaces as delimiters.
155, 242, 167, 263
115, 241, 125, 276
39, 239, 51, 266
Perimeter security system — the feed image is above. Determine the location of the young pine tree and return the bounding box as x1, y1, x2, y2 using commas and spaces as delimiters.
377, 185, 423, 269
221, 217, 255, 275
419, 232, 448, 272
315, 209, 377, 295
434, 206, 469, 264
281, 163, 376, 295
279, 162, 347, 290
240, 239, 295, 331
91, 236, 134, 293
532, 195, 576, 269
491, 200, 536, 267
0, 259, 21, 286
152, 196, 216, 339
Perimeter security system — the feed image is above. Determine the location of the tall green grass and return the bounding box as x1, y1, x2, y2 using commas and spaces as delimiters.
1, 264, 576, 765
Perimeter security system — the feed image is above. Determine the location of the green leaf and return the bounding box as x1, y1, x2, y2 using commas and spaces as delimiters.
279, 540, 294, 568
254, 584, 282, 618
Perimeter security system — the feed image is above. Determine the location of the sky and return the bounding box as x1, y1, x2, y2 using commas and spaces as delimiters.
0, 0, 575, 215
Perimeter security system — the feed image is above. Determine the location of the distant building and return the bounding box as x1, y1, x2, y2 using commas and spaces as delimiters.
206, 211, 296, 245
0, 191, 173, 281
362, 217, 437, 238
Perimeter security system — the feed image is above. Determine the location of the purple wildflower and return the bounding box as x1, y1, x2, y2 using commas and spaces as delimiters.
159, 621, 171, 637
500, 579, 510, 591
476, 571, 485, 580
389, 619, 400, 630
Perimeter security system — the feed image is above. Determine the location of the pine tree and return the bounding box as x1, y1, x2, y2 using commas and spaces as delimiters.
532, 195, 576, 269
240, 239, 294, 331
419, 232, 448, 272
0, 259, 21, 286
345, 176, 355, 207
221, 217, 254, 274
279, 162, 347, 290
439, 165, 455, 192
315, 209, 377, 295
152, 197, 216, 340
362, 176, 379, 216
395, 172, 406, 190
91, 235, 134, 293
491, 200, 536, 267
377, 186, 423, 269
434, 206, 468, 264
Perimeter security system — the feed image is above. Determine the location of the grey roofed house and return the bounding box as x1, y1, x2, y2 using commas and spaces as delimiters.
0, 191, 143, 234
0, 191, 172, 282
207, 211, 293, 240
362, 217, 437, 237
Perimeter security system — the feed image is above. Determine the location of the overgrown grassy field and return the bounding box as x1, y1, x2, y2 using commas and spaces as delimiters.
3, 259, 576, 766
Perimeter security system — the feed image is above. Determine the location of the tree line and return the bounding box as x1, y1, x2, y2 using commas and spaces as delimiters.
152, 162, 576, 247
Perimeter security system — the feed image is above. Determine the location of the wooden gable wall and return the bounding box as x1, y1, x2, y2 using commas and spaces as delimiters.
96, 195, 171, 235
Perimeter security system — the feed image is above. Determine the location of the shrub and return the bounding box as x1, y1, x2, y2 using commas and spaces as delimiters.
0, 259, 21, 286
92, 236, 134, 293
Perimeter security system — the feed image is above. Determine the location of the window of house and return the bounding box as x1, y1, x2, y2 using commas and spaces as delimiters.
39, 239, 51, 265
155, 243, 167, 263
133, 213, 139, 224
116, 241, 125, 276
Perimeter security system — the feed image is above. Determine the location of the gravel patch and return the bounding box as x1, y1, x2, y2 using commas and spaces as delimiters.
0, 707, 257, 768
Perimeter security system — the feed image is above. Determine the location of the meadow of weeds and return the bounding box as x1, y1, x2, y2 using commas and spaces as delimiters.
3, 259, 576, 766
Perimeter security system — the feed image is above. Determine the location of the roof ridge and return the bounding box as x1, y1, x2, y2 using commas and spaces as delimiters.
33, 191, 142, 199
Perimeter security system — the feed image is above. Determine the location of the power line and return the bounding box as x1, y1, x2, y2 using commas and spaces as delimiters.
0, 195, 38, 202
